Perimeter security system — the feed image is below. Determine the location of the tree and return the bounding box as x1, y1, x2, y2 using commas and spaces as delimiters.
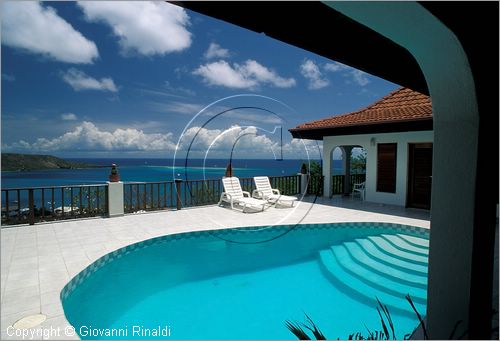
309, 160, 322, 177
299, 160, 322, 177
351, 150, 366, 174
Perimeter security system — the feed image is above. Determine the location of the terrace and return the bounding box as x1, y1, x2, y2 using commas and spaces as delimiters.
1, 191, 432, 340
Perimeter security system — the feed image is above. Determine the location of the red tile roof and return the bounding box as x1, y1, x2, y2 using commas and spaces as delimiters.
291, 87, 432, 131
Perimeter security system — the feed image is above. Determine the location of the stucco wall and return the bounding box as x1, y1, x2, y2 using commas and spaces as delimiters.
324, 2, 480, 338
323, 130, 433, 206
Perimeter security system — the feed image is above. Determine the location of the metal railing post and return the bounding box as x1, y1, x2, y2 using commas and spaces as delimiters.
28, 189, 35, 225
175, 179, 183, 210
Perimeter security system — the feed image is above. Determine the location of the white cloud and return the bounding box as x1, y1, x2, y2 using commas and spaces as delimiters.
224, 109, 283, 125
177, 126, 321, 159
61, 113, 77, 121
204, 43, 230, 59
283, 138, 323, 159
300, 59, 329, 90
77, 1, 191, 56
324, 62, 350, 72
62, 68, 118, 92
193, 60, 296, 89
351, 70, 370, 86
179, 126, 279, 156
4, 121, 176, 152
1, 2, 98, 64
193, 61, 254, 89
244, 60, 296, 88
4, 122, 322, 159
324, 61, 370, 86
151, 101, 204, 115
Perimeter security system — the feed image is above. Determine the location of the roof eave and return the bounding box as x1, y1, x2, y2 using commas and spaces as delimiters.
289, 118, 433, 140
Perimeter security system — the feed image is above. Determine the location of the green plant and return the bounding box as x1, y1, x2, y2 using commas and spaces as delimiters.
404, 294, 428, 339
351, 150, 366, 174
299, 160, 323, 196
284, 295, 476, 340
298, 160, 322, 177
309, 160, 322, 177
285, 294, 499, 339
285, 294, 498, 340
286, 298, 398, 340
285, 313, 326, 340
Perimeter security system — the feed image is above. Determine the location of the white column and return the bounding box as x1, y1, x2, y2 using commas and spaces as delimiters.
107, 181, 124, 217
299, 173, 308, 194
342, 146, 353, 195
323, 146, 332, 197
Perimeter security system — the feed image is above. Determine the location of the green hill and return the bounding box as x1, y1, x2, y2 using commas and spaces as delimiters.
1, 153, 96, 171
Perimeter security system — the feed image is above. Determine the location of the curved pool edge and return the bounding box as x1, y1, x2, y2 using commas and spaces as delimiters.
60, 221, 429, 302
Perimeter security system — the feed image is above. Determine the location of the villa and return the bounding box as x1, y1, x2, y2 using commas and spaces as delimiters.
290, 87, 433, 209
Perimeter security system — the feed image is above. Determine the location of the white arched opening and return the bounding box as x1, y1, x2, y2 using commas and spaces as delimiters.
325, 145, 363, 197
325, 2, 479, 338
323, 145, 342, 197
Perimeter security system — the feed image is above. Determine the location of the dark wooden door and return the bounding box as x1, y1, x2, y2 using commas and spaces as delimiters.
407, 143, 433, 209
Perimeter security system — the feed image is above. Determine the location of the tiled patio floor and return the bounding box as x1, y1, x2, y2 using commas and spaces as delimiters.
1, 196, 432, 339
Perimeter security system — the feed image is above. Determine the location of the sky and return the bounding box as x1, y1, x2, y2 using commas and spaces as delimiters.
1, 1, 398, 160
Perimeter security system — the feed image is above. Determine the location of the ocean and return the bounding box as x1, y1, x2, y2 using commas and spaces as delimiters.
1, 158, 343, 189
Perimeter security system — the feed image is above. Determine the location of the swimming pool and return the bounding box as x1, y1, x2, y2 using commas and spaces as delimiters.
61, 222, 429, 339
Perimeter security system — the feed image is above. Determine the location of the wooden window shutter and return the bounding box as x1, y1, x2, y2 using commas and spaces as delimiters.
377, 143, 397, 193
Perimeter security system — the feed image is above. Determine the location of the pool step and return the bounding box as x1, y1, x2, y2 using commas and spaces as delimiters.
355, 239, 427, 276
366, 236, 428, 265
380, 234, 429, 256
395, 234, 429, 249
317, 233, 429, 317
342, 242, 427, 289
318, 250, 426, 317
331, 245, 427, 303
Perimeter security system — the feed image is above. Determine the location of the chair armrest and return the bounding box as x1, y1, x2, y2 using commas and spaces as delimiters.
221, 192, 233, 200
242, 191, 251, 197
272, 189, 280, 195
353, 183, 365, 190
252, 190, 264, 199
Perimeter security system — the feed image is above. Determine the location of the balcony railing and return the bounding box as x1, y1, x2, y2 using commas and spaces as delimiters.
123, 175, 302, 214
331, 174, 366, 195
1, 174, 314, 226
1, 184, 108, 226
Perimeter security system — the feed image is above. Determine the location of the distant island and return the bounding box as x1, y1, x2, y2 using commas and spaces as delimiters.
1, 153, 97, 172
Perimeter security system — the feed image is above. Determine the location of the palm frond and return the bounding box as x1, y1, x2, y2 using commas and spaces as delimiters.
303, 313, 327, 340
285, 320, 311, 340
405, 294, 429, 340
376, 297, 395, 339
376, 306, 390, 339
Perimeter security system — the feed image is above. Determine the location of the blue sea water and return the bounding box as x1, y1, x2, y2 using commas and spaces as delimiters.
1, 158, 342, 189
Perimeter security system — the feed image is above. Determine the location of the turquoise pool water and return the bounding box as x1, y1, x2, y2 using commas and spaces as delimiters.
61, 223, 429, 340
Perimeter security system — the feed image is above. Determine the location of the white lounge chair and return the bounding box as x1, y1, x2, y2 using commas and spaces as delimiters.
219, 177, 268, 213
252, 176, 298, 207
351, 182, 366, 200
